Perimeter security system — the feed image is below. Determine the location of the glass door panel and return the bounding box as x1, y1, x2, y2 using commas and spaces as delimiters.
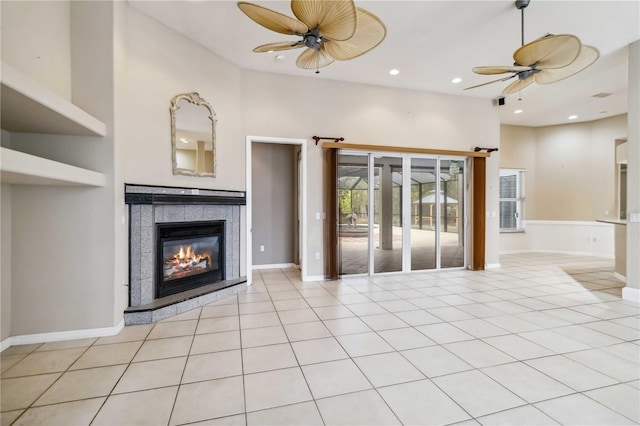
410, 157, 437, 271
439, 159, 465, 268
337, 153, 369, 275
373, 156, 403, 273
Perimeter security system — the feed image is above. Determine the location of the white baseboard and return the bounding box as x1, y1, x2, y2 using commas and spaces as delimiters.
485, 263, 501, 269
0, 320, 125, 352
622, 287, 640, 303
614, 272, 627, 283
304, 275, 326, 282
252, 263, 297, 270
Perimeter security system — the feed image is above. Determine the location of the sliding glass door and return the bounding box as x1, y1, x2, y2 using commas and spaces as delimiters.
439, 159, 465, 268
373, 155, 403, 273
410, 157, 438, 271
338, 151, 467, 275
338, 153, 369, 275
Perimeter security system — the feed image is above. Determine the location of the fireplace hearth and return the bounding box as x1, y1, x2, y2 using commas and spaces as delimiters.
157, 221, 224, 298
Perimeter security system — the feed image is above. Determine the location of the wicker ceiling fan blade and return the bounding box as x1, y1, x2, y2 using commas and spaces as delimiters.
291, 0, 357, 41
473, 66, 532, 75
253, 41, 304, 52
238, 2, 308, 35
464, 75, 516, 91
323, 8, 386, 61
514, 34, 581, 69
534, 45, 600, 84
296, 45, 335, 69
502, 76, 535, 95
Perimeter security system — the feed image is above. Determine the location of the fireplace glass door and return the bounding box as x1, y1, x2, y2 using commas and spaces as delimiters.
156, 221, 225, 298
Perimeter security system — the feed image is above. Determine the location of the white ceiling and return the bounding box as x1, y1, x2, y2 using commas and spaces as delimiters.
129, 0, 640, 127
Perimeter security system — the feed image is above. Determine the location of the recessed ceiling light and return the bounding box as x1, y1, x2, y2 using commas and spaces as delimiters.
568, 115, 578, 120
267, 50, 274, 53
514, 109, 523, 114
451, 77, 462, 84
180, 138, 189, 144
600, 111, 608, 114
389, 69, 400, 76
275, 54, 286, 61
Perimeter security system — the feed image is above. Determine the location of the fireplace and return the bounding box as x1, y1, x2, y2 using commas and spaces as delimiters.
156, 221, 225, 298
125, 184, 246, 325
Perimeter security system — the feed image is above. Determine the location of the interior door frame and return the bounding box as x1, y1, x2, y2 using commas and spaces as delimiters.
245, 136, 308, 284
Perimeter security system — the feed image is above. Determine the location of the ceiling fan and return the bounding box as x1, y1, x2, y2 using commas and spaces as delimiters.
465, 0, 599, 95
237, 0, 386, 72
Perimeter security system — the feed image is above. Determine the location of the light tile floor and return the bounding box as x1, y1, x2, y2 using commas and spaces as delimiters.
2, 253, 639, 425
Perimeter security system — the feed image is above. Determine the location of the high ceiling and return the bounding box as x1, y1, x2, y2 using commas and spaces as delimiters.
129, 0, 639, 127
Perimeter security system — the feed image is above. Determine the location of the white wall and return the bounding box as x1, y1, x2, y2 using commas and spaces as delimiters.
1, 184, 12, 341
534, 115, 625, 221
500, 115, 627, 257
120, 6, 244, 190
501, 220, 614, 258
625, 40, 640, 297
241, 70, 501, 275
1, 0, 72, 100
3, 2, 119, 336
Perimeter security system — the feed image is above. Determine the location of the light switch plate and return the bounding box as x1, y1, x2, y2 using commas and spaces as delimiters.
630, 213, 640, 223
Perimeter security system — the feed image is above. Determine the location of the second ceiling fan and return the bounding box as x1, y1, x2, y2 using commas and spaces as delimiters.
466, 0, 600, 95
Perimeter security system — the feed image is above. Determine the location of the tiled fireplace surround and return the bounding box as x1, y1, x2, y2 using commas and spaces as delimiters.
124, 184, 247, 325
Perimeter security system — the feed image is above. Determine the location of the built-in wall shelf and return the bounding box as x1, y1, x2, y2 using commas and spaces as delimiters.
0, 62, 107, 137
1, 148, 106, 187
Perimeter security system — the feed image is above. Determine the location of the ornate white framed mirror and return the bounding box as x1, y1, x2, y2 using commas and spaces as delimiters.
170, 92, 216, 177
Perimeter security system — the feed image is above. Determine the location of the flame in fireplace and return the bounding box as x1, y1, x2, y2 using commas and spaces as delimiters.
166, 245, 212, 277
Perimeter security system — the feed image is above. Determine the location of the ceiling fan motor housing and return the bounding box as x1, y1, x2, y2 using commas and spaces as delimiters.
303, 28, 322, 50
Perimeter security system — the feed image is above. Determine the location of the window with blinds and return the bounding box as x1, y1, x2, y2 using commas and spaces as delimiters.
499, 170, 524, 231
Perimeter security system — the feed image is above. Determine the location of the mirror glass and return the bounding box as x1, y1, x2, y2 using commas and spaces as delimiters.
171, 93, 216, 177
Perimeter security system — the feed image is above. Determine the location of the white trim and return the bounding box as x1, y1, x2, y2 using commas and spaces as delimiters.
524, 220, 613, 227
305, 275, 326, 281
614, 272, 627, 283
252, 263, 297, 270
485, 263, 501, 269
246, 136, 308, 284
622, 287, 640, 303
500, 249, 615, 259
0, 320, 124, 352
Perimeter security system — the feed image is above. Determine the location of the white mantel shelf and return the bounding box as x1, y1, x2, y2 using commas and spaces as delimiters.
0, 62, 107, 136
1, 148, 106, 187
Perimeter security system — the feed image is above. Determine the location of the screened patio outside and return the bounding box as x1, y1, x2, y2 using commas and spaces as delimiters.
338, 156, 465, 275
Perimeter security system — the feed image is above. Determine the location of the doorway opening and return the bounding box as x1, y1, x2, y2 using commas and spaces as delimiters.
245, 136, 308, 283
